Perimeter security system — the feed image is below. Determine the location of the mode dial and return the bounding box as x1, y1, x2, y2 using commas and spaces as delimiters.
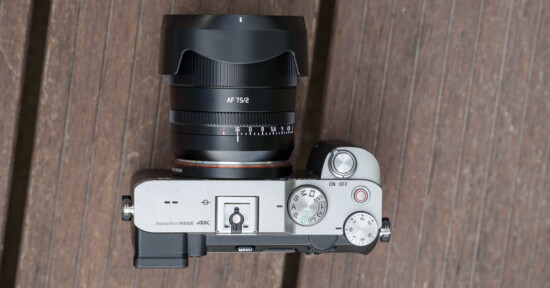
288, 186, 327, 226
344, 212, 378, 246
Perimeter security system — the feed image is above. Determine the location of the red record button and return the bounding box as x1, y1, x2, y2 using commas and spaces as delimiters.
353, 188, 368, 203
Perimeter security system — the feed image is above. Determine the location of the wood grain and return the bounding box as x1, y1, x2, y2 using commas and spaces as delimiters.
439, 0, 508, 287
299, 0, 550, 287
16, 0, 85, 286
413, 0, 480, 286
526, 2, 550, 287
383, 0, 454, 286
500, 1, 549, 287
14, 0, 319, 287
472, 0, 542, 286
0, 0, 32, 271
12, 0, 550, 287
299, 0, 427, 286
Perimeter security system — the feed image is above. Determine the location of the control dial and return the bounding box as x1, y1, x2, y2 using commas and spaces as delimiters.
344, 212, 378, 246
288, 186, 327, 226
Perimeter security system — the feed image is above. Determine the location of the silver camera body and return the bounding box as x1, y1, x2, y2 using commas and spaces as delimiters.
123, 142, 391, 268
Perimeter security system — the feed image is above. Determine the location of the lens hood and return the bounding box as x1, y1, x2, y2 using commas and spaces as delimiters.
159, 15, 308, 76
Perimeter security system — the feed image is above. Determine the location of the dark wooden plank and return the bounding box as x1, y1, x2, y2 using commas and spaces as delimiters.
0, 0, 32, 270
381, 1, 454, 287
14, 0, 185, 287
470, 0, 540, 286
15, 0, 87, 286
525, 3, 550, 287
441, 0, 513, 286
299, 0, 550, 287
530, 135, 550, 288
502, 1, 549, 287
499, 1, 545, 287
413, 0, 481, 286
298, 0, 425, 286
232, 0, 260, 14
130, 1, 175, 288
104, 0, 180, 286
298, 0, 370, 284
74, 0, 143, 285
44, 0, 112, 285
337, 0, 397, 286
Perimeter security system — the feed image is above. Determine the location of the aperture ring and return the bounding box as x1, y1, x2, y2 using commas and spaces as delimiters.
170, 111, 295, 127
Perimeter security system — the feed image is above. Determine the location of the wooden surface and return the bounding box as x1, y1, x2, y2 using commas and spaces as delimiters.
0, 0, 32, 273
298, 0, 550, 288
13, 0, 319, 287
4, 0, 550, 287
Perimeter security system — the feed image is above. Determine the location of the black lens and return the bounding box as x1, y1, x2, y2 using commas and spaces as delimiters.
159, 15, 308, 179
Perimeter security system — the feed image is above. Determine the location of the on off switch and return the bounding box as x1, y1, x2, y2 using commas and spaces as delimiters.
352, 187, 369, 203
329, 150, 357, 178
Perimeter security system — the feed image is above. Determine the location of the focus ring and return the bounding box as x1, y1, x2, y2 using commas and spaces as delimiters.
170, 111, 295, 127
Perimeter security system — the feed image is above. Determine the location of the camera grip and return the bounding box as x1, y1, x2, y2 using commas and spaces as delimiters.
134, 228, 189, 268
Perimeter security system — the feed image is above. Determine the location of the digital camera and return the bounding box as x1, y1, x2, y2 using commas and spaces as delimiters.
121, 15, 391, 268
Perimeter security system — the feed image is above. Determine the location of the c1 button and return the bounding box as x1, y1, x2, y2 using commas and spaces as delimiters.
352, 187, 369, 203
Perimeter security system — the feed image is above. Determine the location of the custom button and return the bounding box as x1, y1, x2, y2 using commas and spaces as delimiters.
352, 187, 369, 203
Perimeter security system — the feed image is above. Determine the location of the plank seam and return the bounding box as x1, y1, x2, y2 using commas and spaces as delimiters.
0, 0, 4, 36
526, 116, 550, 288
468, 0, 515, 286
345, 0, 369, 141
133, 3, 146, 288
221, 254, 229, 288
192, 258, 200, 288
337, 1, 371, 284
258, 0, 262, 14
382, 0, 427, 287
346, 0, 373, 285
412, 0, 456, 286
354, 0, 398, 281
103, 1, 144, 287
498, 1, 543, 286
250, 253, 258, 287
44, 0, 85, 286
191, 2, 205, 287
151, 0, 175, 182
372, 0, 397, 155
72, 1, 114, 287
439, 0, 485, 286
162, 1, 177, 284
0, 0, 50, 286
